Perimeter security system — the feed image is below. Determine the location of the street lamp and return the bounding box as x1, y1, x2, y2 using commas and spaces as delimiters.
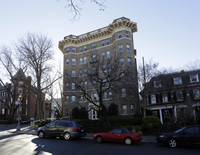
16, 94, 22, 132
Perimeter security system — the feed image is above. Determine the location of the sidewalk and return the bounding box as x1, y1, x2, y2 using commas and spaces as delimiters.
7, 126, 156, 143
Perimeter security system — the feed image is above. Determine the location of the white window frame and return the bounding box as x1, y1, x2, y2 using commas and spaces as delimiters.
190, 74, 199, 83
173, 77, 182, 85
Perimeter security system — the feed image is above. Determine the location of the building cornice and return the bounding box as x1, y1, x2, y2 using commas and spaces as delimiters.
58, 17, 137, 53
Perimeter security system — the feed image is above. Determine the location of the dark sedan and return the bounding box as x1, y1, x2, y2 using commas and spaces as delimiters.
157, 125, 200, 148
93, 128, 142, 145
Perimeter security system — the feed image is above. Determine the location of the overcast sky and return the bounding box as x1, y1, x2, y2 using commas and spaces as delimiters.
0, 0, 200, 73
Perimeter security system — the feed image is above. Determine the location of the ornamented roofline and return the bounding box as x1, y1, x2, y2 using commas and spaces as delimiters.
58, 17, 137, 52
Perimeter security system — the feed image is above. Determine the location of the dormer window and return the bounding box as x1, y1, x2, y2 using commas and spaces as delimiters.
154, 80, 161, 88
173, 77, 182, 85
190, 74, 199, 83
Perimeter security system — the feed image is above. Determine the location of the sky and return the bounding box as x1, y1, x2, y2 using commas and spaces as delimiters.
0, 0, 200, 75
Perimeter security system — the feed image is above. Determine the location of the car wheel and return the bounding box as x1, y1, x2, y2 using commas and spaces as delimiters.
38, 131, 45, 138
168, 138, 177, 148
124, 138, 132, 145
63, 132, 71, 140
96, 136, 103, 143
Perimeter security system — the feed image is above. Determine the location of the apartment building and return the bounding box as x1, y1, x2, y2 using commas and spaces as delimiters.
143, 70, 200, 124
59, 17, 139, 119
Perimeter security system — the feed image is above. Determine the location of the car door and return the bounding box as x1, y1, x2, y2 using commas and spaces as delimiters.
45, 121, 57, 136
181, 126, 200, 144
108, 129, 122, 142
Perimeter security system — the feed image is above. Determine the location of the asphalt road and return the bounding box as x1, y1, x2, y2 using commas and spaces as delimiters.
0, 133, 200, 155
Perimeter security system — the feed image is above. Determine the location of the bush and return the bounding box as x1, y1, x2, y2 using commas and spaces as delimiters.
142, 116, 162, 135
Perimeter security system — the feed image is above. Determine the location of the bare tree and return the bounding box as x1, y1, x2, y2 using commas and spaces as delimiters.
185, 59, 200, 70
66, 51, 134, 126
16, 33, 61, 119
0, 46, 27, 122
63, 0, 106, 20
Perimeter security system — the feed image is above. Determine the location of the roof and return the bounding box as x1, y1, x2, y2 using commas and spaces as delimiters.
58, 17, 137, 53
144, 69, 200, 92
13, 68, 27, 80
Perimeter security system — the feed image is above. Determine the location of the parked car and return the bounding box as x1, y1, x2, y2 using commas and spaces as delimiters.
37, 120, 86, 140
21, 118, 35, 124
93, 128, 142, 145
156, 125, 200, 148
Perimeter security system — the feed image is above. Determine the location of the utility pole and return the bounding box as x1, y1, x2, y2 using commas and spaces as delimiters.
142, 57, 146, 116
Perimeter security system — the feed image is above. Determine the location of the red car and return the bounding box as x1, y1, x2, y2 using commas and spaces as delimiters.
93, 128, 142, 145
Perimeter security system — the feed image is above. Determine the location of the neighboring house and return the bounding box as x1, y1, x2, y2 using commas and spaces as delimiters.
143, 69, 200, 124
0, 69, 50, 121
59, 17, 139, 119
0, 83, 10, 120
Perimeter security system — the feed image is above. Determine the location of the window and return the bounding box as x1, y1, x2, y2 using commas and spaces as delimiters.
107, 64, 111, 71
176, 91, 184, 102
19, 81, 23, 86
18, 88, 23, 94
66, 83, 69, 89
190, 74, 199, 83
72, 48, 76, 53
80, 58, 83, 64
106, 40, 110, 45
93, 67, 97, 74
72, 83, 75, 90
84, 57, 87, 64
79, 69, 83, 77
121, 88, 126, 97
108, 91, 112, 98
66, 48, 69, 53
126, 44, 130, 52
193, 88, 200, 100
65, 72, 69, 78
93, 93, 98, 101
162, 93, 168, 103
184, 127, 200, 134
66, 59, 69, 65
71, 96, 76, 102
84, 81, 87, 89
84, 69, 87, 76
102, 52, 106, 59
101, 41, 105, 46
92, 55, 96, 62
128, 58, 131, 66
126, 32, 129, 38
72, 70, 76, 77
122, 105, 127, 115
119, 44, 123, 52
173, 77, 182, 85
151, 94, 156, 104
152, 110, 158, 117
103, 92, 108, 99
130, 105, 134, 115
102, 65, 106, 72
72, 58, 76, 65
120, 59, 124, 66
106, 51, 110, 58
118, 32, 122, 38
84, 46, 87, 51
66, 96, 69, 102
80, 48, 83, 53
93, 80, 97, 87
92, 43, 96, 49
154, 80, 162, 88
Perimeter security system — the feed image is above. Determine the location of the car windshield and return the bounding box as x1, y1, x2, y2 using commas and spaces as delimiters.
174, 127, 187, 133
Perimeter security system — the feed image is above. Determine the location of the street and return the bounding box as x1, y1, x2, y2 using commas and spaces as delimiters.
0, 132, 200, 155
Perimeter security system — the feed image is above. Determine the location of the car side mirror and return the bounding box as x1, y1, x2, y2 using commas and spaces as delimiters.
46, 124, 50, 128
